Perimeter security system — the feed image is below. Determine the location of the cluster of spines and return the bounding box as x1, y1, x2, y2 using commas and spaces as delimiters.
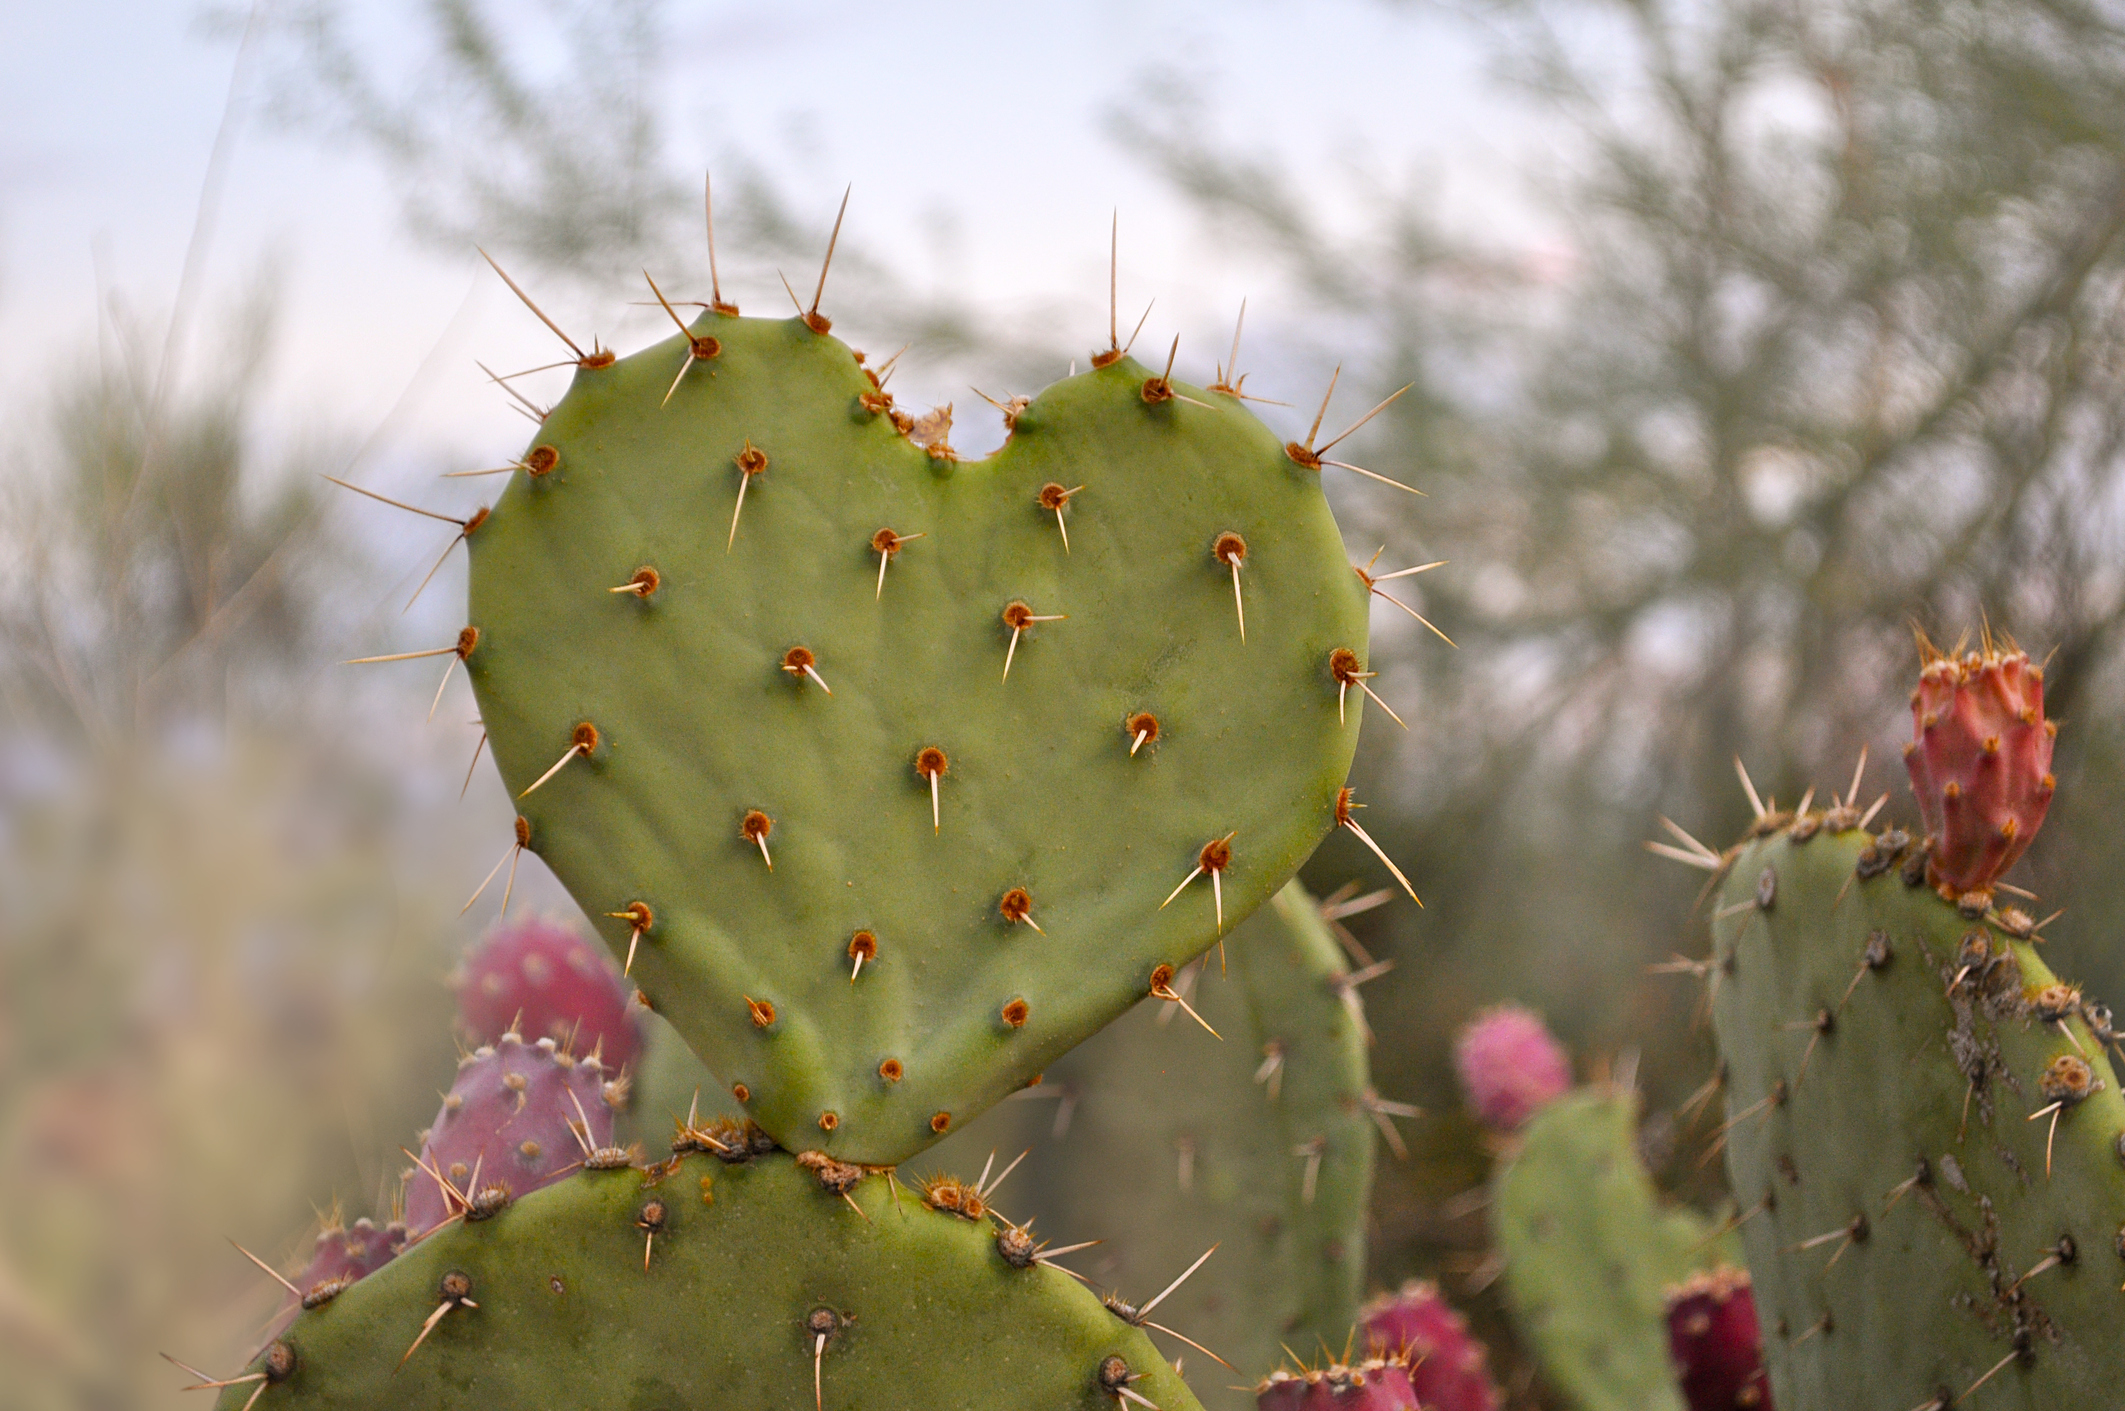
1256, 1353, 1419, 1410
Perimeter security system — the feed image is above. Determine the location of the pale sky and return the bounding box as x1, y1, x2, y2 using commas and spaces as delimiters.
1, 1, 1558, 438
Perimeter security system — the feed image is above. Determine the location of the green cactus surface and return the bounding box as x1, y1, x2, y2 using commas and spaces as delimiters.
935, 879, 1381, 1404
1494, 1087, 1712, 1411
1707, 820, 2125, 1409
463, 313, 1373, 1164
217, 1148, 1204, 1411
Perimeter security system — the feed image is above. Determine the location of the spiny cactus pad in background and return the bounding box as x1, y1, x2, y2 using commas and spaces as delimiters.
219, 1149, 1204, 1411
1256, 1357, 1418, 1411
464, 311, 1375, 1163
931, 879, 1385, 1403
1705, 821, 2125, 1409
1361, 1280, 1501, 1411
1903, 634, 2055, 908
402, 1033, 619, 1236
1664, 1267, 1771, 1411
1494, 1086, 1714, 1411
1454, 1004, 1571, 1135
453, 915, 642, 1070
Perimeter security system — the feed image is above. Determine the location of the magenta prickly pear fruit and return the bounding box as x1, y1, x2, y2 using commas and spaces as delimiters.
293, 1214, 405, 1301
453, 914, 642, 1070
1257, 1356, 1419, 1411
1664, 1267, 1772, 1411
1362, 1279, 1502, 1411
1453, 1004, 1571, 1133
402, 1032, 621, 1236
1903, 631, 2055, 908
264, 1213, 407, 1336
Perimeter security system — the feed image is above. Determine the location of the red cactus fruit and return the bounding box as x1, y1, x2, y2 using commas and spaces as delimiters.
1903, 633, 2055, 908
1665, 1266, 1773, 1410
1362, 1279, 1502, 1411
454, 915, 642, 1070
402, 1032, 621, 1236
1256, 1356, 1419, 1411
1453, 1004, 1572, 1133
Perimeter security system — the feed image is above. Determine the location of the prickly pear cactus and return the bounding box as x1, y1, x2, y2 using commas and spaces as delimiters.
218, 1150, 1202, 1411
464, 312, 1372, 1163
1706, 819, 2125, 1409
932, 879, 1383, 1405
1493, 1087, 1713, 1411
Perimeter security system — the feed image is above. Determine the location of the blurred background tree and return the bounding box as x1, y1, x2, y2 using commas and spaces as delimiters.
11, 0, 2125, 1404
1211, 0, 2125, 1284
0, 282, 474, 1405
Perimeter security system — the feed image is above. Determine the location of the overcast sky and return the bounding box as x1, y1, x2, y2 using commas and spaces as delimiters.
4, 1, 1566, 428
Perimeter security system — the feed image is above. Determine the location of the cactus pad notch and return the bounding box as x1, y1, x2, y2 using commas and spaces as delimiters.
464, 302, 1378, 1163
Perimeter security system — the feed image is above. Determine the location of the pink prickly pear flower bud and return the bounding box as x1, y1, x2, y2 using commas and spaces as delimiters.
1454, 1005, 1571, 1134
1903, 628, 2056, 911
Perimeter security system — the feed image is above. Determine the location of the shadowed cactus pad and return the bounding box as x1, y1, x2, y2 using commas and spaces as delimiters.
928, 879, 1385, 1405
1493, 1087, 1723, 1411
465, 312, 1372, 1162
220, 1150, 1203, 1411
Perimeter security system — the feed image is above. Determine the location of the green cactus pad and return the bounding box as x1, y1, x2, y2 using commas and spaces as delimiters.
1708, 822, 2125, 1409
1493, 1088, 1700, 1411
463, 313, 1371, 1163
218, 1149, 1203, 1411
933, 879, 1379, 1404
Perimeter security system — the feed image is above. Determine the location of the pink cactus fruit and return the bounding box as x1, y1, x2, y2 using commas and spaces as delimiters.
1362, 1279, 1502, 1411
1453, 1004, 1572, 1133
1665, 1267, 1773, 1410
453, 915, 642, 1071
295, 1214, 405, 1298
1903, 631, 2055, 907
1256, 1356, 1419, 1411
267, 1214, 407, 1333
402, 1031, 622, 1236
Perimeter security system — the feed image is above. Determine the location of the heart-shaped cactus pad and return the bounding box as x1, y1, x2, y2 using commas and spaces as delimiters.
465, 312, 1373, 1164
